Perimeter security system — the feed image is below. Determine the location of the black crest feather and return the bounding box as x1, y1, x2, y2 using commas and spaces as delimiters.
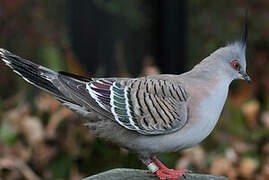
240, 11, 248, 48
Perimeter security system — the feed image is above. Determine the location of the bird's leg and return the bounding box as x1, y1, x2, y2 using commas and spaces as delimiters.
152, 158, 189, 175
141, 158, 159, 174
141, 158, 188, 180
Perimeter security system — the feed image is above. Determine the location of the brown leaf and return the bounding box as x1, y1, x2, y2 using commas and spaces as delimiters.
241, 99, 260, 129
210, 156, 237, 180
261, 111, 269, 129
21, 117, 44, 146
231, 139, 251, 154
225, 148, 238, 164
238, 158, 258, 179
176, 146, 206, 170
35, 94, 61, 114
3, 104, 31, 133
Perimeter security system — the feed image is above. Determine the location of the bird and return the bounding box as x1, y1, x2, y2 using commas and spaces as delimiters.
0, 28, 250, 180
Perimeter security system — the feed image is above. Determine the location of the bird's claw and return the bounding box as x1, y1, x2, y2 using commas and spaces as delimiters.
149, 158, 190, 179
153, 169, 190, 180
155, 169, 183, 180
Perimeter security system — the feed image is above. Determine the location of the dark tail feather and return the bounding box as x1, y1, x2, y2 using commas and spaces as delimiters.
0, 48, 65, 98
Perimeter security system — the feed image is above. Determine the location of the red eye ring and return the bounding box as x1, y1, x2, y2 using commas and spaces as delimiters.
230, 60, 240, 70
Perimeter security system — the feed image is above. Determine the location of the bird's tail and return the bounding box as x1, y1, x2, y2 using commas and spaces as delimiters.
0, 48, 66, 99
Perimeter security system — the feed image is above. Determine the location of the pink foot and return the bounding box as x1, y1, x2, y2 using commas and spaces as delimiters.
152, 158, 189, 175
153, 169, 184, 180
148, 158, 190, 179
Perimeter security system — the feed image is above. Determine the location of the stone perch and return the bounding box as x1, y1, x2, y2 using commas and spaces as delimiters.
83, 168, 229, 180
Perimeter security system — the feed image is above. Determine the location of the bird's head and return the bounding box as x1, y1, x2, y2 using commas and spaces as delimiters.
209, 22, 251, 83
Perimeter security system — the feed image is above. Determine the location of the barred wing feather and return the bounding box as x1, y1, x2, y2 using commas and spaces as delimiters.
87, 78, 189, 135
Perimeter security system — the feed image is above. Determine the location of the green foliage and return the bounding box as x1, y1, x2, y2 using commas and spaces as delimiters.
50, 153, 71, 180
0, 122, 18, 144
226, 103, 248, 138
0, 99, 2, 115
39, 45, 66, 71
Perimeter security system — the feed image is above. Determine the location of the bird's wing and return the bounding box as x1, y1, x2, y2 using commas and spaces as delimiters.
0, 48, 189, 135
67, 75, 190, 135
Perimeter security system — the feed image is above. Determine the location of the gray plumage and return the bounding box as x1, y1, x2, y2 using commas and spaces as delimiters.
0, 38, 250, 179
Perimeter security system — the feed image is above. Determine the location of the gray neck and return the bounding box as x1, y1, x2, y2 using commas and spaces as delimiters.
184, 56, 234, 85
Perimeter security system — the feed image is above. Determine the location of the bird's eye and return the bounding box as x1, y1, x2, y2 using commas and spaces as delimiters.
230, 60, 240, 70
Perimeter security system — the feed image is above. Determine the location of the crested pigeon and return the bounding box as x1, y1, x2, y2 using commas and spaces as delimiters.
0, 30, 250, 180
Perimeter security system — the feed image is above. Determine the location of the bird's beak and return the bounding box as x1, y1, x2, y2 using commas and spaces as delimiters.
242, 73, 252, 83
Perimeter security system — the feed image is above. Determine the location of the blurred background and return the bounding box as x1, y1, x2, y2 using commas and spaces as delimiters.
0, 0, 268, 180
